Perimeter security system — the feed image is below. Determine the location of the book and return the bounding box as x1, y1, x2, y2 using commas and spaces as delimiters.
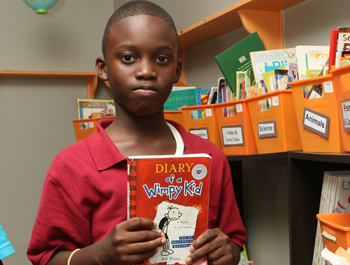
192, 88, 211, 119
76, 98, 115, 119
250, 48, 297, 88
207, 87, 218, 104
164, 86, 197, 111
295, 46, 330, 80
335, 27, 350, 69
313, 171, 350, 265
127, 154, 212, 265
215, 32, 265, 95
328, 29, 339, 73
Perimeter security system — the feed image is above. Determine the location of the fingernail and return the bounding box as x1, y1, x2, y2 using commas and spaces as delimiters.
161, 237, 166, 244
153, 221, 157, 227
185, 257, 192, 264
189, 245, 195, 252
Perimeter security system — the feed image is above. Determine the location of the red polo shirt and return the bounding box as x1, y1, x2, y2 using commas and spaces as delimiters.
27, 120, 246, 265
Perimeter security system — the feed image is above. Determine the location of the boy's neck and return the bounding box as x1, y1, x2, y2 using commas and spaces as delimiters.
105, 111, 177, 157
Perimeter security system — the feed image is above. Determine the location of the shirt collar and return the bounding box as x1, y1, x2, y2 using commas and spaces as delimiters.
88, 119, 212, 171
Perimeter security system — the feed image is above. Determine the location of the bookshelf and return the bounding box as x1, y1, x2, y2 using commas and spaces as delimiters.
0, 70, 98, 98
177, 0, 306, 83
176, 1, 347, 264
228, 151, 350, 265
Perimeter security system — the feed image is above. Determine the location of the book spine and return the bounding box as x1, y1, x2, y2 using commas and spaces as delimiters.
127, 159, 138, 219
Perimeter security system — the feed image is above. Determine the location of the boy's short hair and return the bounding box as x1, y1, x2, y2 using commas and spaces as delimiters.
102, 0, 179, 57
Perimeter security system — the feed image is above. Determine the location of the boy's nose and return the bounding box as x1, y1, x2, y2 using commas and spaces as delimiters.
135, 60, 157, 80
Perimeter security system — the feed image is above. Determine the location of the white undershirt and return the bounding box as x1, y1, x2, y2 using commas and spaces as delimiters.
167, 122, 184, 155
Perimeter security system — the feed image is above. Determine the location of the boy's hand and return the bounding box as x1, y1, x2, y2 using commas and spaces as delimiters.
185, 228, 240, 265
97, 217, 166, 265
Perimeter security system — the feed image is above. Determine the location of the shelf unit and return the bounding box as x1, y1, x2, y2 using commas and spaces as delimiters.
177, 0, 306, 83
227, 151, 350, 265
0, 70, 99, 98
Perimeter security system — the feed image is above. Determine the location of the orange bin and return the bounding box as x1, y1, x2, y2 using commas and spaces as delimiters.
164, 111, 185, 127
317, 213, 350, 253
290, 74, 344, 153
214, 99, 257, 155
72, 116, 114, 142
181, 104, 222, 149
245, 90, 302, 154
331, 64, 350, 152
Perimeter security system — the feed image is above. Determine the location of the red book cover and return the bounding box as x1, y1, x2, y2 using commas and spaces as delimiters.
329, 29, 338, 73
127, 154, 212, 265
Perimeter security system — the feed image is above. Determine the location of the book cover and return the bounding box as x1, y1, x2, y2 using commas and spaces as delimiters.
164, 87, 197, 111
335, 27, 350, 68
250, 48, 297, 87
328, 29, 338, 73
127, 154, 212, 265
215, 32, 265, 94
76, 98, 115, 119
296, 46, 330, 80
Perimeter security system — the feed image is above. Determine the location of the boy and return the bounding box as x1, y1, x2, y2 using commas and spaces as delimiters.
27, 1, 246, 265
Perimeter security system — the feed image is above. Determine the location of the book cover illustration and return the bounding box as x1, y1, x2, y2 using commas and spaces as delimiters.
164, 87, 197, 111
215, 32, 265, 94
250, 48, 297, 88
76, 98, 115, 119
127, 154, 212, 265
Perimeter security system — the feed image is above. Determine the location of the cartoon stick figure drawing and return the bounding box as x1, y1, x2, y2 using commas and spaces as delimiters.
159, 205, 182, 256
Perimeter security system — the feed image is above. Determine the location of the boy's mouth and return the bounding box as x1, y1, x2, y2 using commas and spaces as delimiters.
132, 86, 157, 96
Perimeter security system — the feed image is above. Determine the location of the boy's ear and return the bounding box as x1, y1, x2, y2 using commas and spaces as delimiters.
95, 56, 108, 81
173, 58, 182, 84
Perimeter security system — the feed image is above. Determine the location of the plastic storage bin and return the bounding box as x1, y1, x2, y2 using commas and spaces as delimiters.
245, 90, 302, 154
72, 116, 114, 142
164, 111, 185, 127
290, 74, 344, 153
331, 64, 350, 152
181, 104, 222, 149
317, 213, 350, 253
214, 99, 257, 155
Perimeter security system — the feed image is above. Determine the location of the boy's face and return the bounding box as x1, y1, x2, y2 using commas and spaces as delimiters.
96, 15, 181, 117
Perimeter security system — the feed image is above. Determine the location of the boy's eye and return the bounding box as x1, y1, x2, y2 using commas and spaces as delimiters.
156, 56, 169, 63
121, 55, 136, 62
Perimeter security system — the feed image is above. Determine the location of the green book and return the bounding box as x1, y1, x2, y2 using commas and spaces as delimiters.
164, 86, 197, 111
215, 32, 265, 94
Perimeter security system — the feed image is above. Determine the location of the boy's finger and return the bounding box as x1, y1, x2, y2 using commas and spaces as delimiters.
121, 217, 157, 231
190, 229, 218, 250
127, 230, 166, 243
124, 237, 166, 255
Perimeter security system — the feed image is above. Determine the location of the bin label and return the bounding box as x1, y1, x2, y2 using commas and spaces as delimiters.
302, 107, 330, 138
236, 104, 243, 113
205, 109, 212, 117
189, 128, 209, 140
89, 122, 94, 128
324, 81, 333, 93
341, 98, 350, 132
258, 121, 277, 138
221, 125, 244, 146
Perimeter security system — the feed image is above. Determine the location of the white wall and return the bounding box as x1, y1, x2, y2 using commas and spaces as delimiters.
0, 1, 113, 264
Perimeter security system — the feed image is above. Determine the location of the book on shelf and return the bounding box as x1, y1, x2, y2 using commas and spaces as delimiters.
164, 86, 197, 111
250, 48, 297, 88
296, 45, 329, 80
192, 88, 211, 119
329, 29, 339, 73
335, 27, 350, 69
313, 171, 350, 265
207, 86, 218, 105
127, 153, 212, 265
215, 32, 265, 95
76, 98, 115, 120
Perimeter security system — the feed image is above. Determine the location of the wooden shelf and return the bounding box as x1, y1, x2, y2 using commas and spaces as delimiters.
0, 70, 99, 98
178, 0, 306, 52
